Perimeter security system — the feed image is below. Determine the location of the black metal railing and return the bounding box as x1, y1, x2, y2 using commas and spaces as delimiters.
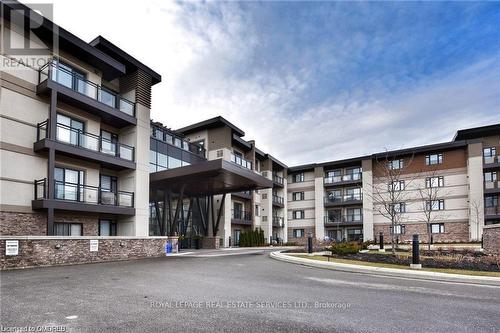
272, 195, 284, 205
272, 216, 284, 227
232, 209, 252, 222
485, 181, 500, 190
324, 193, 363, 204
484, 155, 499, 164
324, 173, 362, 184
151, 125, 206, 158
38, 61, 135, 117
34, 178, 134, 207
273, 173, 284, 185
324, 214, 363, 225
230, 153, 252, 170
37, 121, 135, 161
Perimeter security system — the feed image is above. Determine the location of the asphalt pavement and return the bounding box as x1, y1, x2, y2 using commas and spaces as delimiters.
1, 249, 499, 332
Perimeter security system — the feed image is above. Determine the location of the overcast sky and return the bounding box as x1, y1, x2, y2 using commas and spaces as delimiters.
29, 0, 500, 166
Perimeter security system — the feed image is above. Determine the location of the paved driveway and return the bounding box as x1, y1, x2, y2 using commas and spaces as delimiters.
1, 250, 499, 332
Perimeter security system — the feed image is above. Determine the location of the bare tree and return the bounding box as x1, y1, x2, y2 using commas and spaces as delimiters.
470, 199, 483, 243
416, 169, 449, 250
368, 152, 416, 254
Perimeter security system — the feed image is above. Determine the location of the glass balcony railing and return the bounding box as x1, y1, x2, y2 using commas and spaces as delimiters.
484, 155, 499, 164
272, 195, 284, 205
230, 153, 253, 170
485, 206, 500, 216
324, 173, 362, 184
37, 120, 134, 162
324, 193, 363, 204
324, 214, 363, 225
34, 179, 134, 207
273, 173, 284, 185
38, 61, 135, 117
485, 181, 499, 190
272, 216, 284, 227
231, 209, 252, 222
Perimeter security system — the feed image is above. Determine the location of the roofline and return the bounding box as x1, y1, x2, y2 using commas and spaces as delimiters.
175, 116, 245, 137
3, 1, 126, 79
453, 123, 500, 141
89, 36, 162, 85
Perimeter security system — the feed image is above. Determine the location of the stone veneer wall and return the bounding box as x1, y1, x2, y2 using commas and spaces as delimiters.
0, 236, 177, 269
373, 221, 470, 243
483, 225, 500, 255
0, 212, 99, 236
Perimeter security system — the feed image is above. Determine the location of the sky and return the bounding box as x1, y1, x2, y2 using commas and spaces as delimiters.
27, 0, 500, 166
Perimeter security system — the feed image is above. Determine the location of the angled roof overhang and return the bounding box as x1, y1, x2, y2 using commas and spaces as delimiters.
150, 159, 273, 197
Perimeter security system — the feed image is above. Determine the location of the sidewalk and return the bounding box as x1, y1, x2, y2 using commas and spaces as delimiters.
270, 251, 500, 286
168, 246, 298, 258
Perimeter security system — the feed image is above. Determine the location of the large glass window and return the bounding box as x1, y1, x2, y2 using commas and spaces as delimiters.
99, 220, 117, 236
54, 223, 82, 236
426, 153, 443, 165
388, 159, 403, 170
346, 208, 362, 222
100, 174, 117, 205
54, 167, 84, 201
100, 130, 117, 156
56, 114, 84, 146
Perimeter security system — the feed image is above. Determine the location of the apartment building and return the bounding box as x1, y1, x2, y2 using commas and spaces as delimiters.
1, 2, 161, 237
175, 117, 288, 246
287, 124, 500, 243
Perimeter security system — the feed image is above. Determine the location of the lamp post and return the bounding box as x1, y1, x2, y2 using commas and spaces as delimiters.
410, 234, 422, 269
307, 232, 313, 255
378, 232, 385, 252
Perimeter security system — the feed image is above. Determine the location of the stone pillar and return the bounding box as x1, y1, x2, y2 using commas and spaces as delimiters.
467, 142, 485, 241
362, 158, 374, 241
314, 166, 325, 240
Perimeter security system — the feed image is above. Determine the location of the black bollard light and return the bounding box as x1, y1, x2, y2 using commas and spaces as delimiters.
229, 236, 232, 248
379, 232, 384, 251
410, 234, 422, 269
307, 234, 313, 254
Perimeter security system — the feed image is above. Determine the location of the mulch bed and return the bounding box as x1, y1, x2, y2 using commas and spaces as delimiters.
329, 250, 500, 272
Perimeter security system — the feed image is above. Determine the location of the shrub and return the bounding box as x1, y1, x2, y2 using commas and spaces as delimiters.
330, 242, 361, 255
239, 228, 265, 247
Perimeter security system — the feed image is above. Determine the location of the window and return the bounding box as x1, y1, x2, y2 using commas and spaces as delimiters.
100, 174, 117, 205
56, 113, 84, 146
100, 130, 118, 156
431, 223, 445, 234
426, 199, 445, 211
483, 147, 496, 158
168, 156, 182, 169
54, 223, 82, 236
216, 150, 223, 158
345, 187, 362, 200
388, 180, 405, 191
390, 202, 406, 213
426, 153, 443, 166
390, 225, 405, 235
54, 167, 85, 201
262, 216, 268, 222
292, 192, 305, 201
346, 208, 362, 222
327, 210, 342, 222
261, 193, 268, 200
485, 196, 498, 208
326, 169, 341, 178
293, 229, 305, 238
293, 173, 305, 183
426, 176, 444, 188
255, 205, 260, 217
54, 61, 86, 93
484, 172, 497, 182
388, 159, 403, 170
99, 220, 117, 236
293, 210, 305, 219
345, 167, 362, 180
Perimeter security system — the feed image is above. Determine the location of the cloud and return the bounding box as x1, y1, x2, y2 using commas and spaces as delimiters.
27, 0, 500, 166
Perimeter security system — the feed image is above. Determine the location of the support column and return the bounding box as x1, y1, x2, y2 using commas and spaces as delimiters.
468, 142, 485, 241
314, 166, 325, 240
362, 158, 374, 241
46, 89, 57, 235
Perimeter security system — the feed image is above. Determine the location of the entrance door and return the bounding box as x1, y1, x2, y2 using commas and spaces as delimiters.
234, 230, 241, 246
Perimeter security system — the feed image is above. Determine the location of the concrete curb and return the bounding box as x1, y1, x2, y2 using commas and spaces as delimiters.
270, 251, 500, 286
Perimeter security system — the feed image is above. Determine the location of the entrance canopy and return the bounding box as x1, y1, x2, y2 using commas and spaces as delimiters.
149, 159, 273, 196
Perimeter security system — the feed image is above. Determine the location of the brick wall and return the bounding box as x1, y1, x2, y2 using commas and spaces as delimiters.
373, 221, 469, 243
0, 212, 47, 236
0, 211, 99, 236
483, 225, 500, 255
0, 237, 177, 269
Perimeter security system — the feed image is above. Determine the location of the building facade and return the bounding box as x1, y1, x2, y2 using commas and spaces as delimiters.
1, 2, 498, 248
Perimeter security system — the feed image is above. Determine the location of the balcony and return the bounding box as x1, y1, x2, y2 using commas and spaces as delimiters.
324, 173, 362, 186
483, 155, 500, 170
272, 216, 284, 228
232, 191, 252, 200
35, 121, 135, 170
324, 214, 363, 226
484, 181, 500, 194
273, 173, 284, 187
272, 194, 284, 207
231, 209, 252, 225
37, 61, 136, 128
324, 193, 363, 206
485, 206, 500, 220
230, 153, 253, 170
32, 179, 135, 215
